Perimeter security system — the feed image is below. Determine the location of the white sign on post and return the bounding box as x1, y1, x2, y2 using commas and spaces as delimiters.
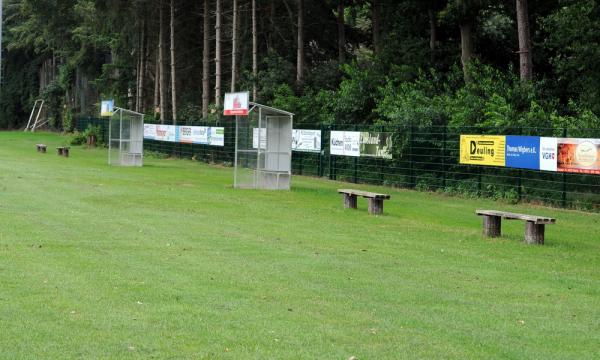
224, 92, 250, 116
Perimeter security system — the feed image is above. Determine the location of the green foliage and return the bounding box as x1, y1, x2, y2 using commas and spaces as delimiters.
41, 81, 66, 129
71, 123, 103, 146
542, 0, 600, 114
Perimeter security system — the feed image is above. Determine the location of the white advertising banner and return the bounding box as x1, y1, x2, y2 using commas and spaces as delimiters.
292, 129, 321, 153
144, 124, 157, 139
143, 124, 224, 146
208, 127, 225, 146
330, 131, 360, 157
155, 125, 177, 142
539, 137, 558, 172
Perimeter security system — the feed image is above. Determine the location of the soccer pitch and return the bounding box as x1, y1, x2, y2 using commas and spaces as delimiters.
1, 132, 598, 359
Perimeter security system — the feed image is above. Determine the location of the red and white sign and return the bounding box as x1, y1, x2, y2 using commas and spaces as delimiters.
224, 92, 250, 116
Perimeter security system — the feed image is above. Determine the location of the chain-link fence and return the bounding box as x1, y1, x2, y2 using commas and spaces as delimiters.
76, 117, 600, 211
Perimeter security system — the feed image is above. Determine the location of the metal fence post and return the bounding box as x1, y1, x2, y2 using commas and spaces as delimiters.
517, 127, 523, 203
442, 125, 446, 189
318, 123, 324, 177
409, 124, 415, 188
562, 128, 567, 208
353, 124, 358, 184
380, 125, 385, 185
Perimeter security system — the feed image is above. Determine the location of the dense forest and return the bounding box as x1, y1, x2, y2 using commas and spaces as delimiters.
0, 0, 599, 130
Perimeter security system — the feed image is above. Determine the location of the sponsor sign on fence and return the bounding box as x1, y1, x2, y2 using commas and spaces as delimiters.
292, 130, 321, 153
557, 138, 600, 174
460, 135, 506, 166
540, 137, 558, 172
144, 124, 224, 146
360, 132, 393, 159
505, 136, 539, 170
330, 131, 392, 158
330, 131, 361, 157
460, 134, 600, 175
252, 129, 322, 152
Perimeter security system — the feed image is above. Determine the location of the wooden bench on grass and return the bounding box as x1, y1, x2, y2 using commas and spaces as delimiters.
338, 189, 391, 215
476, 210, 556, 245
56, 146, 70, 157
36, 144, 47, 153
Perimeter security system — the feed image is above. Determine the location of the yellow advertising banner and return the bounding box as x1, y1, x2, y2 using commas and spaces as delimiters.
460, 135, 506, 166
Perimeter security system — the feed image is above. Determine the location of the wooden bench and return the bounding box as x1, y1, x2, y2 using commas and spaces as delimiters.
56, 147, 70, 157
338, 189, 391, 215
476, 210, 556, 245
36, 144, 47, 153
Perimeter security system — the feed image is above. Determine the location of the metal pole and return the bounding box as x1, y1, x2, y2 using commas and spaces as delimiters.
234, 115, 239, 188
562, 128, 567, 208
108, 115, 112, 165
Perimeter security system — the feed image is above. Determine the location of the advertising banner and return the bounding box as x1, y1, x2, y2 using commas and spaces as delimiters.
210, 127, 225, 147
360, 132, 393, 159
154, 125, 177, 142
143, 124, 224, 146
557, 138, 600, 174
224, 92, 250, 116
330, 131, 360, 157
539, 137, 558, 172
143, 124, 157, 139
505, 136, 539, 170
460, 135, 506, 166
292, 130, 321, 153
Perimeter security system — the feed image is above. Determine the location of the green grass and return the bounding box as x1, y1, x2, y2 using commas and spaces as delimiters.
1, 131, 599, 359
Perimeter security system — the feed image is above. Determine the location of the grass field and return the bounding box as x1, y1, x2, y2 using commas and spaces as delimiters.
1, 131, 599, 359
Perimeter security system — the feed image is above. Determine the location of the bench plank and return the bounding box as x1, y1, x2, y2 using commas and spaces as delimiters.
476, 210, 555, 225
338, 189, 391, 200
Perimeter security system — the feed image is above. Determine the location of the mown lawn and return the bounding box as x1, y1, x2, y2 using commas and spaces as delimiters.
1, 131, 599, 359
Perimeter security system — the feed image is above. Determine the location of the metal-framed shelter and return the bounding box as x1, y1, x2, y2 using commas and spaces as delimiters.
234, 102, 294, 190
108, 107, 144, 167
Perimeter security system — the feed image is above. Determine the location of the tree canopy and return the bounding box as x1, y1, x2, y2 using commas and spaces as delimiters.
1, 0, 599, 130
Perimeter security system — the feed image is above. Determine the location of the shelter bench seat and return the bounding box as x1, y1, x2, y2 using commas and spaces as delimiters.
476, 210, 556, 245
36, 144, 47, 153
56, 147, 70, 157
338, 189, 391, 215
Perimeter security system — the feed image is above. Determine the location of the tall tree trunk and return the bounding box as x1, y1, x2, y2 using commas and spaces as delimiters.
252, 0, 258, 101
159, 1, 167, 124
215, 0, 222, 106
296, 0, 305, 90
337, 1, 346, 63
231, 0, 238, 92
372, 0, 381, 54
516, 0, 533, 81
136, 19, 146, 113
202, 0, 210, 119
170, 0, 177, 124
268, 0, 276, 50
154, 50, 160, 116
459, 20, 473, 82
428, 3, 437, 63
